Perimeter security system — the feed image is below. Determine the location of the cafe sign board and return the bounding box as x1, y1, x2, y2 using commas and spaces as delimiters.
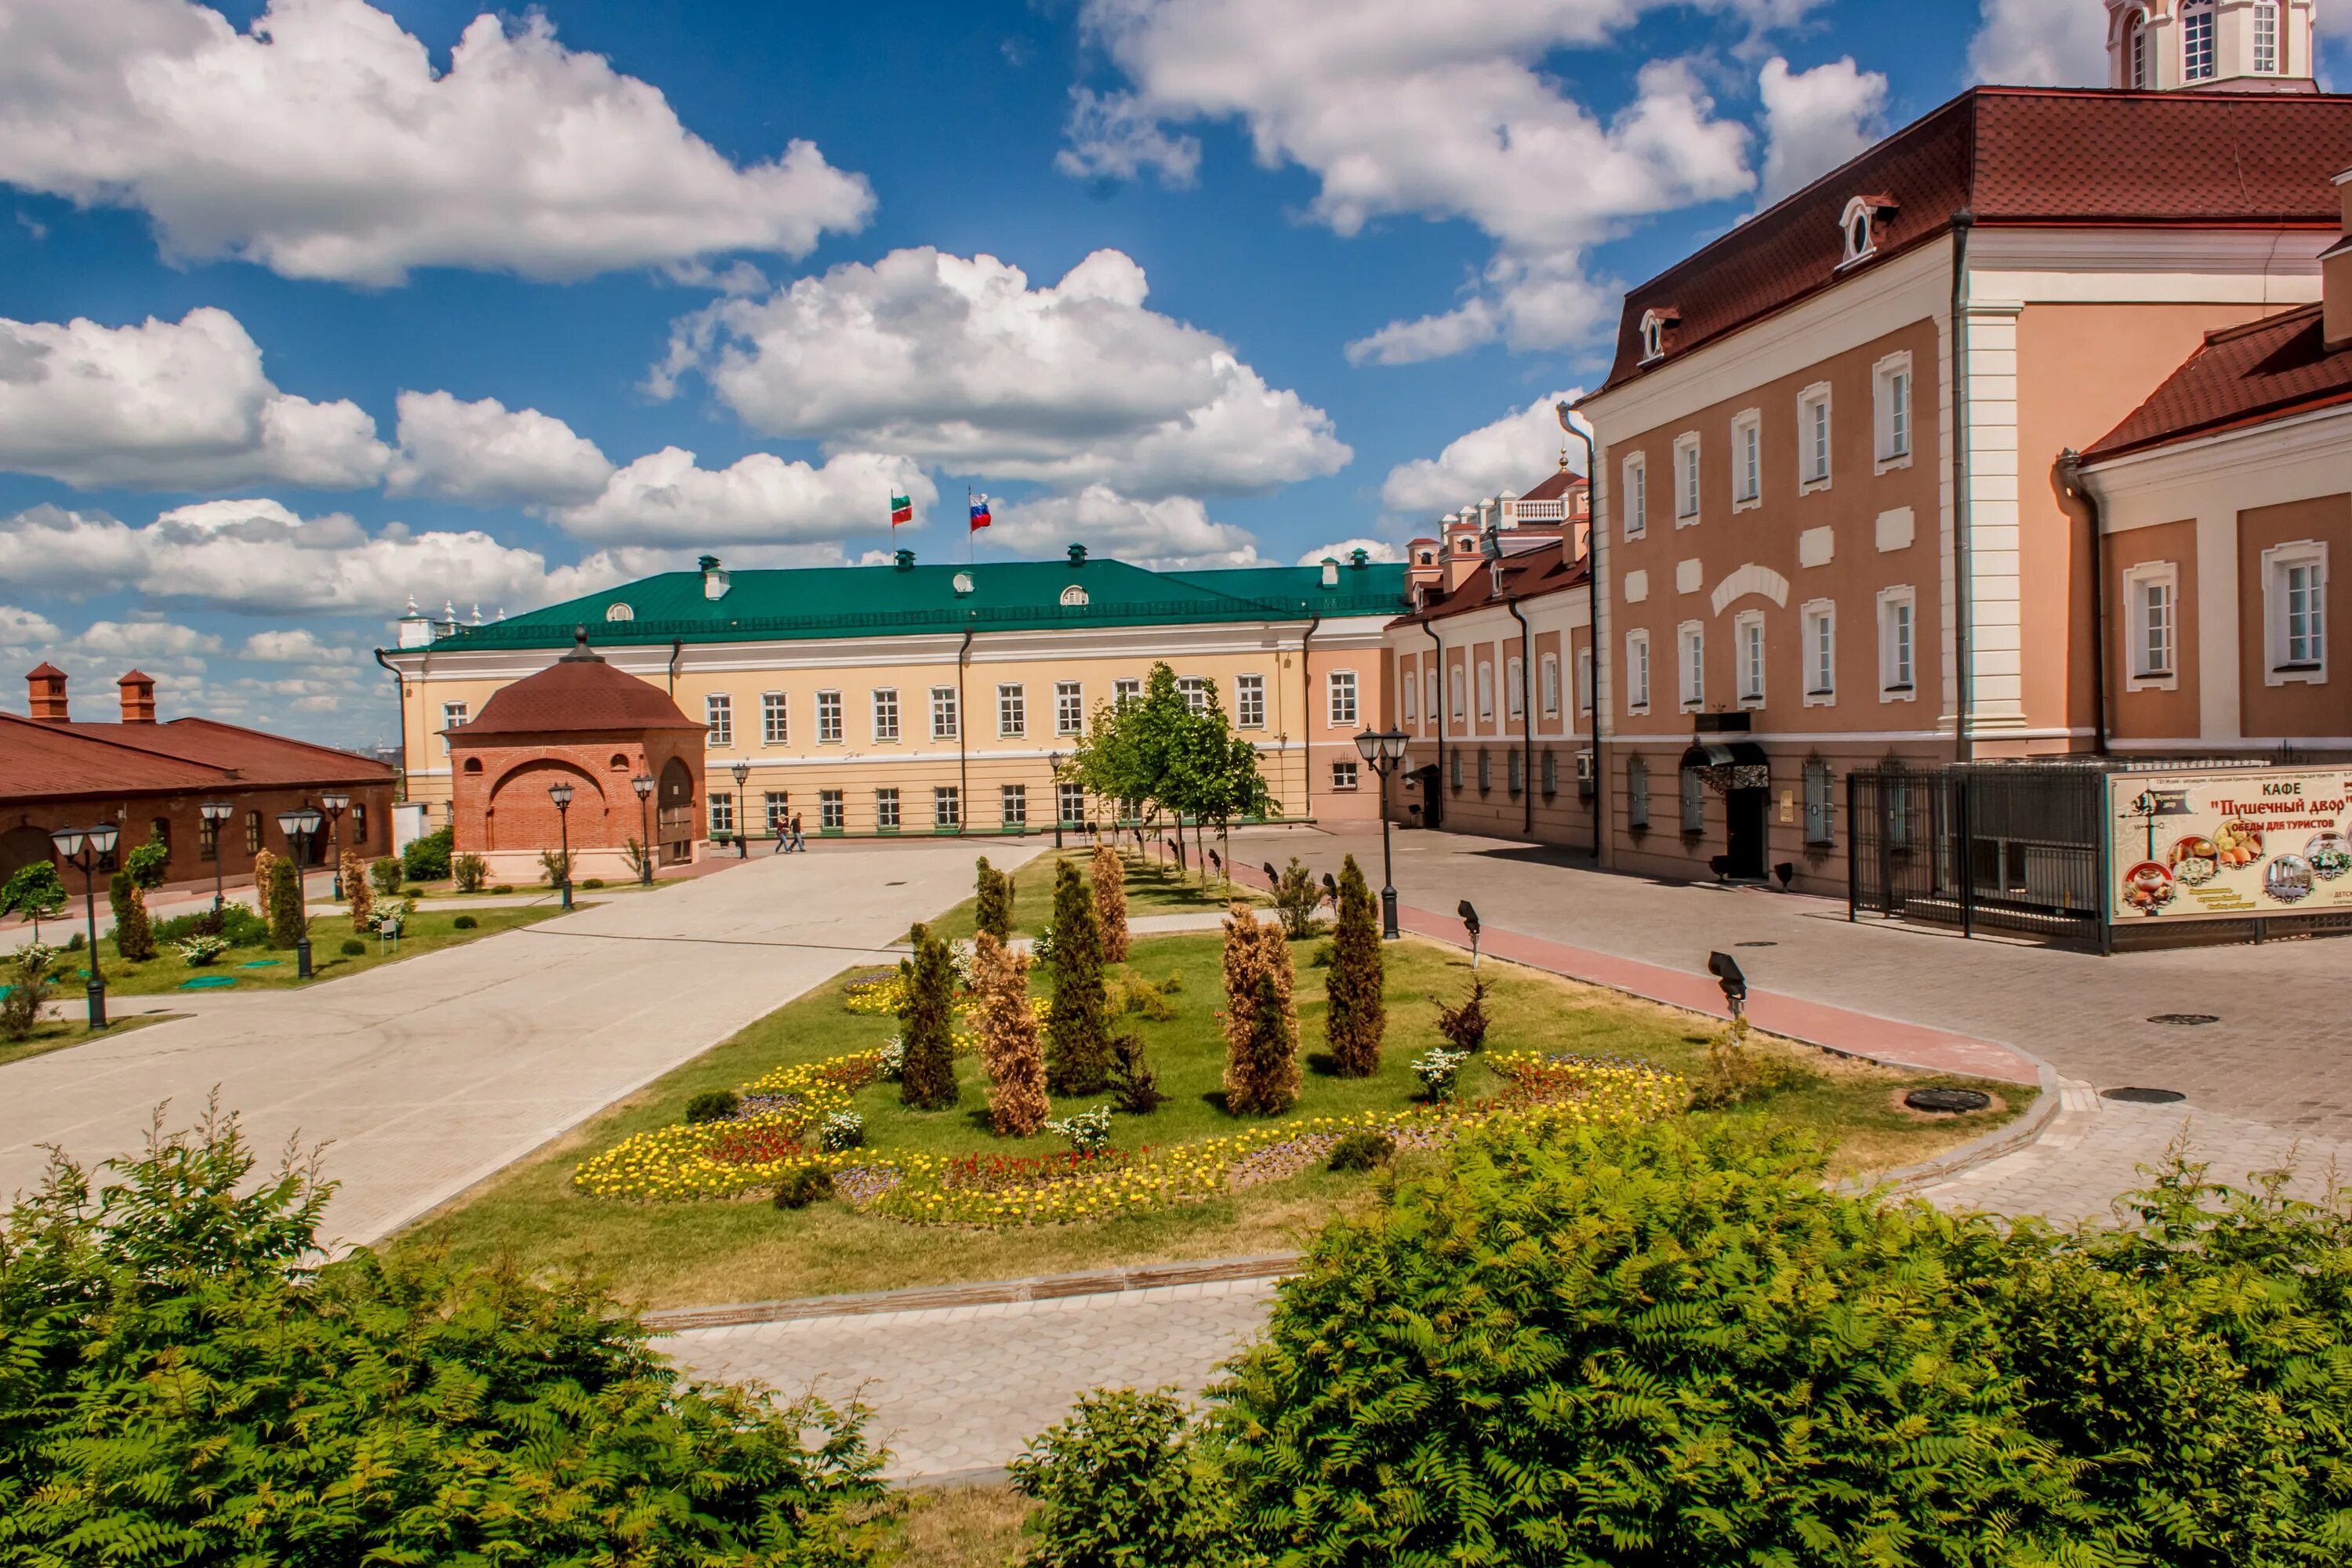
2108, 767, 2352, 923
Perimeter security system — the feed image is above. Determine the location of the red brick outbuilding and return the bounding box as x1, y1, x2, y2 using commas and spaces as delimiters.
446, 630, 707, 880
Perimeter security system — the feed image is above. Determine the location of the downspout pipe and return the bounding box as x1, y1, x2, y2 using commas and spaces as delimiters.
2057, 451, 2111, 757
1504, 586, 1534, 838
666, 638, 684, 697
1422, 619, 1446, 812
956, 627, 975, 822
1299, 612, 1320, 825
1559, 405, 1603, 861
371, 647, 408, 803
1951, 210, 1976, 766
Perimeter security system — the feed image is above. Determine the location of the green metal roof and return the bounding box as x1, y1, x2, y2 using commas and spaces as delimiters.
408, 554, 1410, 652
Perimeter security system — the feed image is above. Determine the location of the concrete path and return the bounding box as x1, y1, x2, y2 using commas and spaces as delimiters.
0, 841, 1037, 1246
673, 1277, 1278, 1483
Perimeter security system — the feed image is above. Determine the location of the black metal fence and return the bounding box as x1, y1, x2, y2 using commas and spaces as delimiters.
1847, 763, 2107, 947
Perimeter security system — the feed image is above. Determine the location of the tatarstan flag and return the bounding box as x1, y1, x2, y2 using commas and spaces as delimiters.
890, 493, 913, 525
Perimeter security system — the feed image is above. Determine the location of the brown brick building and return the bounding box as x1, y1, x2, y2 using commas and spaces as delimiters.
2, 666, 396, 891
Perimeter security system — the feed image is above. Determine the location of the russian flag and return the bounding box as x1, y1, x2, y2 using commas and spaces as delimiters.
969, 494, 993, 532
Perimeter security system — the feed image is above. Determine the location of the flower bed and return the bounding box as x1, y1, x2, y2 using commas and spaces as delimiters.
574, 1046, 1687, 1225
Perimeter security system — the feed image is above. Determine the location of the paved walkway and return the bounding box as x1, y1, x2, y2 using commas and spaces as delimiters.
0, 841, 1037, 1245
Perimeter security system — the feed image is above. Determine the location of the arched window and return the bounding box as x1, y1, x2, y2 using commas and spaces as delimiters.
1839, 197, 1889, 266
2183, 1, 2216, 82
2254, 1, 2280, 74
1638, 309, 1675, 364
463, 757, 483, 775
604, 601, 634, 622
608, 753, 630, 771
1060, 585, 1089, 607
2128, 9, 2152, 87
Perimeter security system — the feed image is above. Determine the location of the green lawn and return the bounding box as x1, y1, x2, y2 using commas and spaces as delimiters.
404, 931, 2028, 1308
0, 1010, 172, 1069
68, 906, 560, 996
918, 846, 1268, 944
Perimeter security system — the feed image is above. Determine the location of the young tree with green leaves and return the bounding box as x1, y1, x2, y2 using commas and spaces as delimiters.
897, 922, 959, 1111
1045, 860, 1110, 1095
975, 856, 1013, 941
2, 859, 67, 943
1325, 855, 1384, 1077
123, 829, 171, 891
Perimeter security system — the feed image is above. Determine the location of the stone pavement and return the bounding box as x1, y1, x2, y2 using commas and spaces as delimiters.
0, 840, 1039, 1246
669, 1277, 1278, 1483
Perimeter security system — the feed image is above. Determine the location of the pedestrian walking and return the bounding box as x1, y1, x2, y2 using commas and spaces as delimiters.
789, 813, 805, 852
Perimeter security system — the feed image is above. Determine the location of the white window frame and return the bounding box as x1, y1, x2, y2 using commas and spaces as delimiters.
707, 793, 735, 836
1639, 310, 1668, 364
818, 790, 844, 832
998, 683, 1026, 738
2255, 1, 2279, 74
1539, 652, 1561, 717
1475, 660, 1494, 723
1425, 670, 1440, 733
1874, 352, 1914, 473
1327, 670, 1359, 727
1838, 197, 1879, 268
763, 791, 790, 833
1449, 665, 1466, 729
1677, 621, 1705, 713
871, 687, 900, 743
1734, 610, 1766, 708
2122, 561, 2181, 692
705, 693, 732, 749
1505, 655, 1524, 720
2263, 540, 2328, 686
1178, 675, 1210, 716
1802, 599, 1837, 706
1797, 384, 1833, 493
930, 685, 959, 741
1673, 432, 1701, 524
1730, 408, 1763, 512
2129, 9, 2152, 87
1877, 586, 1918, 701
1236, 672, 1266, 729
1113, 677, 1141, 706
1057, 782, 1086, 826
1625, 631, 1652, 715
1401, 668, 1419, 725
1001, 783, 1027, 827
816, 689, 844, 744
875, 788, 901, 833
1330, 759, 1359, 791
439, 700, 467, 757
1622, 452, 1648, 539
1055, 680, 1084, 735
2183, 1, 2216, 82
933, 786, 960, 828
1576, 647, 1594, 716
761, 691, 789, 746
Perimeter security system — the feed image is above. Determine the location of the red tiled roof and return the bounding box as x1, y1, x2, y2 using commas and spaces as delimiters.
2083, 302, 2352, 459
455, 638, 702, 738
74, 718, 393, 787
1392, 543, 1590, 628
26, 662, 64, 680
0, 710, 391, 801
1596, 89, 2352, 397
1516, 467, 1588, 504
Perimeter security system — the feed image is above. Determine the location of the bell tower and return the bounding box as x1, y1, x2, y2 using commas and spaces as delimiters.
2107, 2, 2318, 93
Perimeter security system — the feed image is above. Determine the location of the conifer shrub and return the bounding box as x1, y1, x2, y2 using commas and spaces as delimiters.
1434, 975, 1490, 1053
771, 1166, 837, 1210
1323, 854, 1383, 1077
1091, 842, 1129, 963
107, 872, 156, 962
1270, 857, 1320, 938
265, 857, 306, 950
368, 855, 402, 895
1219, 905, 1298, 1116
974, 857, 1013, 941
1325, 1129, 1396, 1172
343, 851, 373, 933
895, 923, 959, 1111
685, 1089, 741, 1125
249, 846, 278, 910
0, 1112, 889, 1563
1107, 1032, 1164, 1115
972, 932, 1050, 1138
1044, 861, 1110, 1096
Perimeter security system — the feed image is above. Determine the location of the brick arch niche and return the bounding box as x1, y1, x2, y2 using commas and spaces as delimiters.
483, 756, 608, 853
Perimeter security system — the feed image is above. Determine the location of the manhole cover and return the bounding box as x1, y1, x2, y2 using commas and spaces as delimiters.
1905, 1087, 1991, 1115
2147, 1013, 2219, 1026
1735, 941, 1778, 948
2102, 1087, 2187, 1105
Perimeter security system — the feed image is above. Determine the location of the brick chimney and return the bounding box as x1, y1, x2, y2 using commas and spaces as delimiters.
118, 670, 157, 724
26, 663, 67, 722
2325, 167, 2352, 352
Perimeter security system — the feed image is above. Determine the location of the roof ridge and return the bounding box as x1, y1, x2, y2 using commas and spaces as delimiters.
0, 710, 234, 776
2204, 299, 2323, 346
160, 715, 389, 768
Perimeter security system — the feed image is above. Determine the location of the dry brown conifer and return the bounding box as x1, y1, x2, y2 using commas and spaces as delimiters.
1092, 843, 1129, 963
1219, 903, 1299, 1115
973, 931, 1051, 1137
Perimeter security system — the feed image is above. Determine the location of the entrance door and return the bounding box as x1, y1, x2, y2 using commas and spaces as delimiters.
1415, 765, 1443, 829
1726, 786, 1769, 880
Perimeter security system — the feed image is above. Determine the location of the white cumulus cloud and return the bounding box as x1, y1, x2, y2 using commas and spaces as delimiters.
659, 246, 1350, 498
0, 0, 875, 285
389, 390, 614, 507
1298, 539, 1402, 565
1968, 0, 2108, 85
1380, 391, 1584, 524
1069, 2, 1782, 361
0, 307, 389, 490
554, 448, 938, 546
1757, 56, 1887, 205
987, 485, 1262, 569
240, 626, 358, 663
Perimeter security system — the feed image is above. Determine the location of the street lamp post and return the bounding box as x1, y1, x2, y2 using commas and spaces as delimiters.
319, 791, 350, 899
1353, 728, 1412, 939
49, 823, 118, 1028
275, 806, 322, 979
548, 782, 575, 911
631, 774, 656, 886
198, 800, 233, 911
730, 762, 750, 857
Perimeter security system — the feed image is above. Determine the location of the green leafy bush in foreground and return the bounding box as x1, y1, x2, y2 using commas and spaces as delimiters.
1019, 1120, 2352, 1567
0, 1106, 894, 1566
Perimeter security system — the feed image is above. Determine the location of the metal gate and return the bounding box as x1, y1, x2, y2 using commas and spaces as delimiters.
1848, 764, 2105, 946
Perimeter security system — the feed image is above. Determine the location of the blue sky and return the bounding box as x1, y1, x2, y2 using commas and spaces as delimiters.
1, 0, 2342, 746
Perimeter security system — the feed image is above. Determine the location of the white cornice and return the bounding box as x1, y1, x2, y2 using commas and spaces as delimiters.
2084, 397, 2352, 516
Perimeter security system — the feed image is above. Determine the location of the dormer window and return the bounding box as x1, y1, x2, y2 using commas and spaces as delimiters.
1638, 307, 1679, 365
604, 601, 634, 622
1060, 584, 1089, 607
1838, 194, 1896, 268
